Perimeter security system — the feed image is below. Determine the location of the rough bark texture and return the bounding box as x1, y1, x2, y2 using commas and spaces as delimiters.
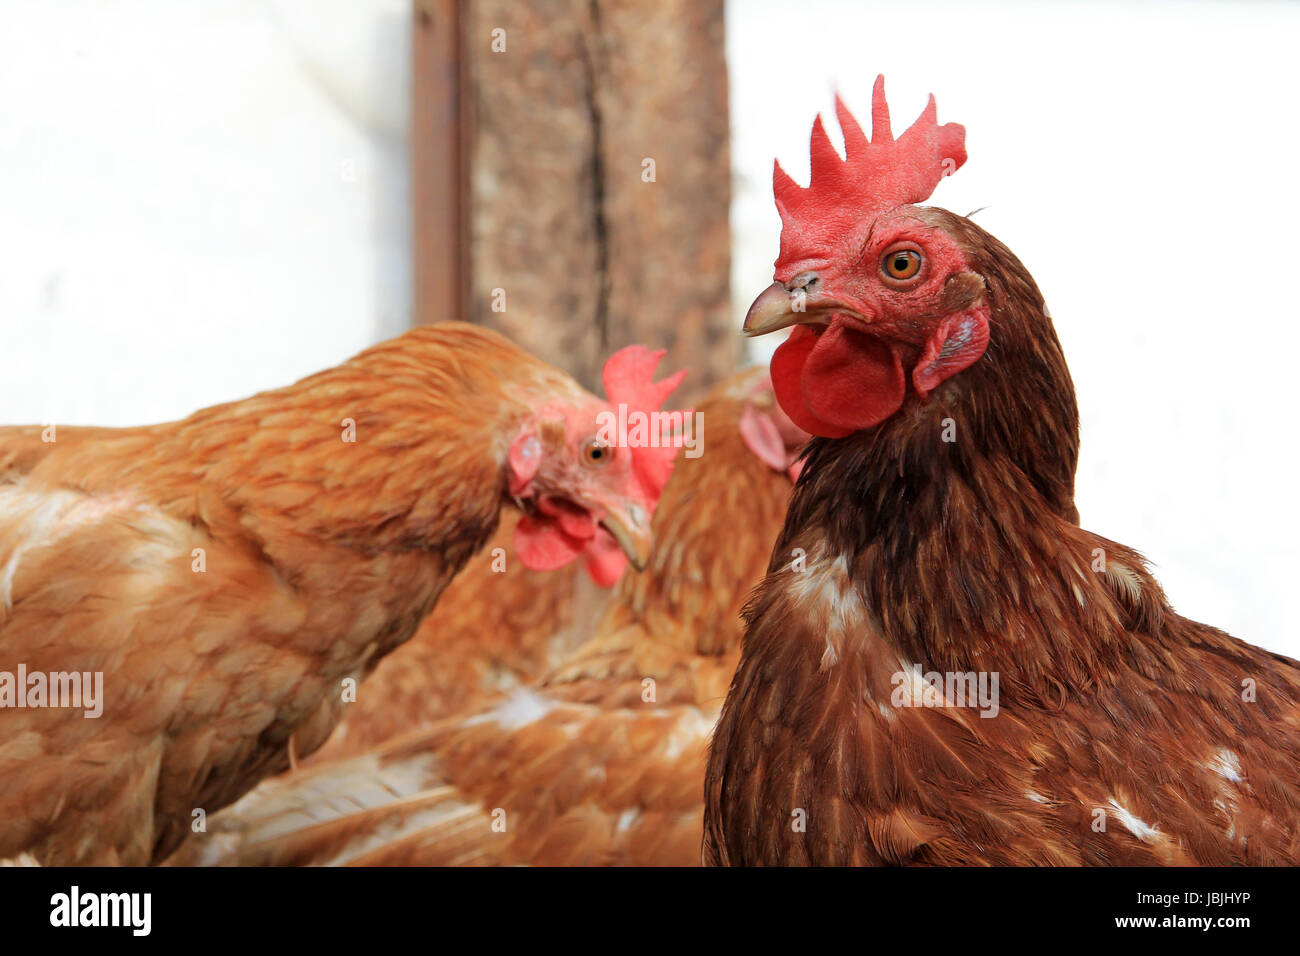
455, 0, 735, 392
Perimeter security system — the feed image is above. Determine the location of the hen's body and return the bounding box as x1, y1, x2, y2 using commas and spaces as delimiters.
0, 323, 607, 865
706, 212, 1300, 865
167, 369, 802, 866
306, 511, 610, 762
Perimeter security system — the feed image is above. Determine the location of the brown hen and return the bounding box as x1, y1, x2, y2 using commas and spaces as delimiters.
704, 78, 1300, 866
0, 322, 679, 864
166, 368, 807, 866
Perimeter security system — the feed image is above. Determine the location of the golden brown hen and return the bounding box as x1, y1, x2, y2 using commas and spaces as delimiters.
0, 321, 683, 865
165, 368, 808, 866
314, 364, 814, 759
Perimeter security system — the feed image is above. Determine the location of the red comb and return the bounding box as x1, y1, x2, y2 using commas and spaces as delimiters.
601, 346, 688, 499
774, 75, 967, 274
602, 346, 685, 413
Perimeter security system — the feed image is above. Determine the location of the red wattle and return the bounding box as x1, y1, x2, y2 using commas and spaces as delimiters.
515, 512, 630, 587
514, 515, 585, 571
770, 320, 908, 438
771, 326, 853, 439
534, 497, 599, 541
802, 318, 907, 432
583, 530, 629, 588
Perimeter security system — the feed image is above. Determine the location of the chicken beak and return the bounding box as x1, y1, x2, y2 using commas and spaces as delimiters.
744, 278, 863, 338
743, 278, 851, 337
743, 282, 803, 337
598, 504, 653, 571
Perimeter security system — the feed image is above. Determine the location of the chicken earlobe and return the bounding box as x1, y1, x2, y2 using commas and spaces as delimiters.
911, 308, 990, 399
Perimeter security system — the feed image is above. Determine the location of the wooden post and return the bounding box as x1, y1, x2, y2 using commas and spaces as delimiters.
413, 0, 734, 392
412, 0, 468, 326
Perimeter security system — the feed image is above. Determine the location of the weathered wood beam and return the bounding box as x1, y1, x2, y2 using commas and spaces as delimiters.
418, 0, 734, 392
412, 0, 469, 327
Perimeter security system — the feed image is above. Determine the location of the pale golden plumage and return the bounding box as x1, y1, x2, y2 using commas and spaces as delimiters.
165, 368, 807, 866
0, 322, 655, 865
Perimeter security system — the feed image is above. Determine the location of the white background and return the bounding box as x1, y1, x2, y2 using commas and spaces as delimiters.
0, 0, 411, 427
0, 1, 1295, 657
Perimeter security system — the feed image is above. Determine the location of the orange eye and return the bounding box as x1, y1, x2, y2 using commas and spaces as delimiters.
582, 438, 613, 466
882, 247, 922, 281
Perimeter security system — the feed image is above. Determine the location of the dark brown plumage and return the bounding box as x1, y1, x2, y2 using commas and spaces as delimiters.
705, 208, 1300, 866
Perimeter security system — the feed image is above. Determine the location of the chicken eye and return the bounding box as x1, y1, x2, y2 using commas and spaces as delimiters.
582, 438, 613, 466
882, 248, 922, 281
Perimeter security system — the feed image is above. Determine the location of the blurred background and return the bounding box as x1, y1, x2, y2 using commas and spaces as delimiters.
1, 0, 1296, 656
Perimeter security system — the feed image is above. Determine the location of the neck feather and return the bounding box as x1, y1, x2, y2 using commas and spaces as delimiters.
773, 215, 1163, 699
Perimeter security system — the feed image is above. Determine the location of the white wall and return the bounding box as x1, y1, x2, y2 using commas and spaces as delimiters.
728, 0, 1300, 657
0, 0, 411, 427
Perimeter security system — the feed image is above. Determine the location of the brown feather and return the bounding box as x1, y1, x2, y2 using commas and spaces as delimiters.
166, 369, 801, 867
0, 322, 608, 864
705, 210, 1300, 866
